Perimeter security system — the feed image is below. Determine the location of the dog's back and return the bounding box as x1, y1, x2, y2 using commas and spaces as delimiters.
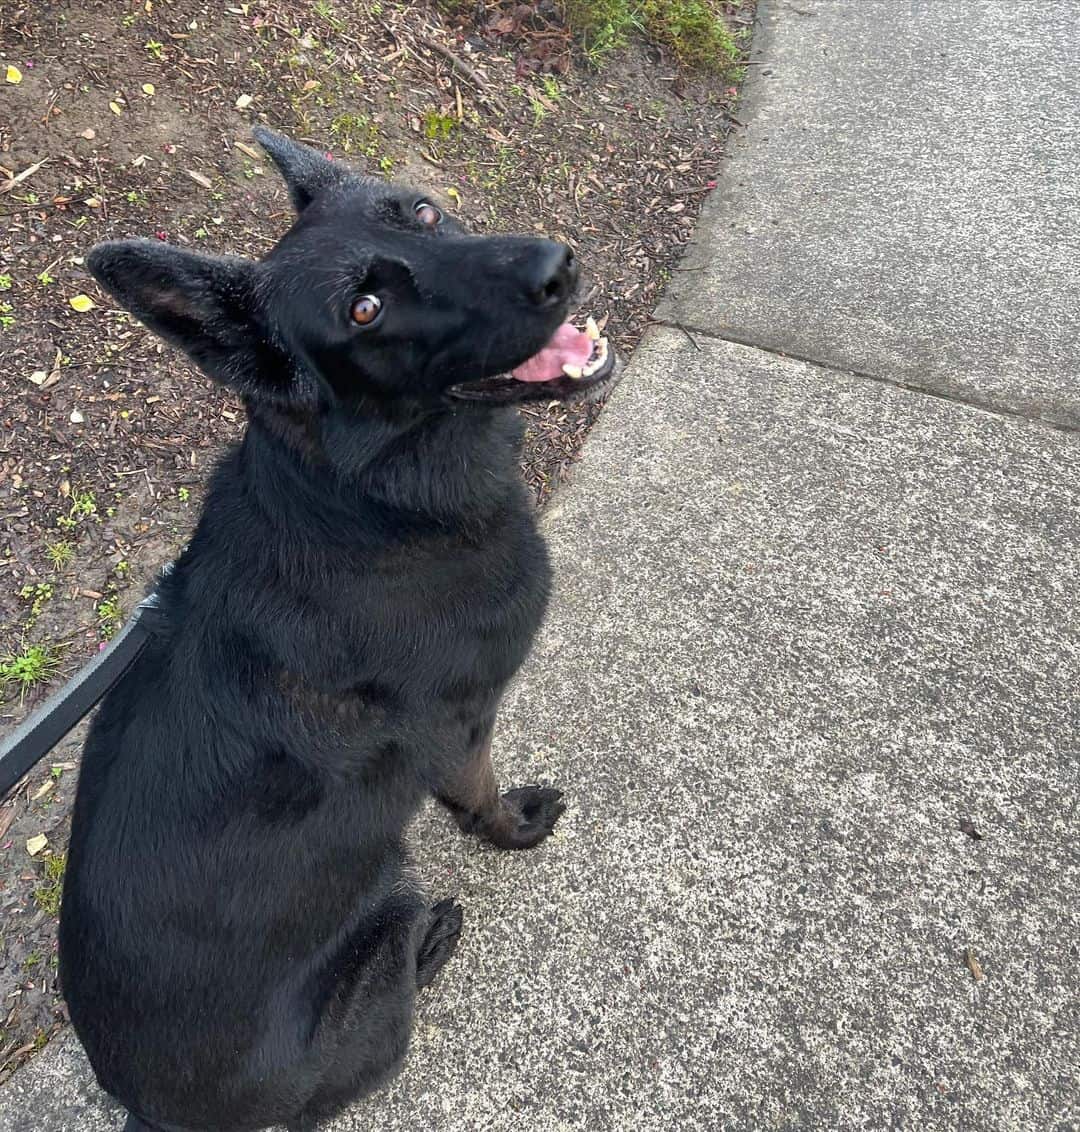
62, 411, 546, 1126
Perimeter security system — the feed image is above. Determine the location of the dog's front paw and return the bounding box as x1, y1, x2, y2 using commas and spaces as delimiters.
488, 786, 565, 850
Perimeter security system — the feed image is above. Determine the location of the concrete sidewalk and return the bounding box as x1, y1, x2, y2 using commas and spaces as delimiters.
3, 1, 1078, 1129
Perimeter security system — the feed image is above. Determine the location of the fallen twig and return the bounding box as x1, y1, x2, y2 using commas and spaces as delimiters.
414, 34, 508, 114
0, 159, 47, 194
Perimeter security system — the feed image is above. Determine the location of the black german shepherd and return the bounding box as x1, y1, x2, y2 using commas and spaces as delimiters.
58, 127, 619, 1132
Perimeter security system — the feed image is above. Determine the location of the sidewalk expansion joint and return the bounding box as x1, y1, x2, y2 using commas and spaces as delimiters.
650, 318, 1080, 437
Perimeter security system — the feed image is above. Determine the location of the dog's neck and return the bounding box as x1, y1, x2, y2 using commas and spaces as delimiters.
241, 400, 528, 539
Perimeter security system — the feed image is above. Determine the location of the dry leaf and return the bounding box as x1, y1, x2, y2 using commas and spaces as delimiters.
964, 948, 984, 981
27, 833, 48, 856
109, 100, 123, 116
142, 83, 156, 96
80, 128, 96, 140
28, 370, 48, 386
69, 294, 95, 312
5, 65, 22, 85
233, 141, 260, 160
234, 93, 253, 110
70, 408, 85, 424
186, 169, 212, 190
0, 805, 15, 841
32, 780, 55, 801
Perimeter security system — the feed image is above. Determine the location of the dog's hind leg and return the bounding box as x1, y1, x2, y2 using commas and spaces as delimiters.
436, 726, 565, 850
123, 1115, 167, 1132
415, 899, 464, 989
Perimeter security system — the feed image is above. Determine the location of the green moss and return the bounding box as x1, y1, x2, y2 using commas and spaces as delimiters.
560, 0, 741, 72
640, 0, 739, 72
421, 110, 458, 142
329, 112, 380, 157
33, 853, 67, 917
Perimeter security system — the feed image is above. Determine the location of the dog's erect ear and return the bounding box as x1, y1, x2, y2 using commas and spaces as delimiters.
252, 125, 357, 212
87, 240, 311, 405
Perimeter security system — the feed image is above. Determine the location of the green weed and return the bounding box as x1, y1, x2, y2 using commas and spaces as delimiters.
97, 595, 122, 640
19, 582, 54, 625
0, 644, 60, 698
45, 540, 74, 570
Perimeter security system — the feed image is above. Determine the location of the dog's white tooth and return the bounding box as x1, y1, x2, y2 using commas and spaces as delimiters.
562, 364, 584, 380
585, 316, 600, 341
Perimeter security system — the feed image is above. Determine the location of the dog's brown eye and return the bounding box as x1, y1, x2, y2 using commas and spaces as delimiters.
415, 201, 441, 227
350, 295, 382, 326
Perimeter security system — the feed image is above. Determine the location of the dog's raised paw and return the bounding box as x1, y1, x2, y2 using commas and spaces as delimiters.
415, 899, 464, 990
493, 786, 566, 850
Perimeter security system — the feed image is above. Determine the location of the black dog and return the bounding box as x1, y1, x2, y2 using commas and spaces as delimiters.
58, 127, 618, 1132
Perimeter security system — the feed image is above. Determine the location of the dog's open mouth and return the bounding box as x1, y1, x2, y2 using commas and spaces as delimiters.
448, 317, 619, 404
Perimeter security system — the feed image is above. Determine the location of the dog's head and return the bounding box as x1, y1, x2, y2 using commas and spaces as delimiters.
86, 128, 617, 414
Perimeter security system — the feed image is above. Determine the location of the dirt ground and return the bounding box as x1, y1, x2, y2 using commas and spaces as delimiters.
0, 0, 751, 1081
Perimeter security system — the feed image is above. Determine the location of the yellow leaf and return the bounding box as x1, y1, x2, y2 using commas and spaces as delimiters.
142, 83, 156, 96
5, 65, 22, 85
446, 187, 462, 205
26, 833, 48, 856
69, 293, 95, 312
234, 93, 253, 110
109, 100, 123, 116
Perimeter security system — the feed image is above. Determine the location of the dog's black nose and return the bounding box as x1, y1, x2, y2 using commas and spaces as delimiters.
525, 241, 578, 308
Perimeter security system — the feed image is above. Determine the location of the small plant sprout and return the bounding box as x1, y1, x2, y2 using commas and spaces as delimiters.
45, 540, 75, 570
0, 273, 12, 290
37, 269, 56, 286
178, 486, 191, 502
145, 39, 164, 60
0, 302, 13, 330
98, 595, 123, 640
19, 582, 54, 625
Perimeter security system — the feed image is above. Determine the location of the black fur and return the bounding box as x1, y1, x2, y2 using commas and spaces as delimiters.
58, 128, 601, 1132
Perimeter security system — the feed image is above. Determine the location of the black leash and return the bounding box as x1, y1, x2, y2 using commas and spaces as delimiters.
0, 564, 173, 799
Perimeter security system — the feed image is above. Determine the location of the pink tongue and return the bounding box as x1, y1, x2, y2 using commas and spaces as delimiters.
511, 322, 593, 382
